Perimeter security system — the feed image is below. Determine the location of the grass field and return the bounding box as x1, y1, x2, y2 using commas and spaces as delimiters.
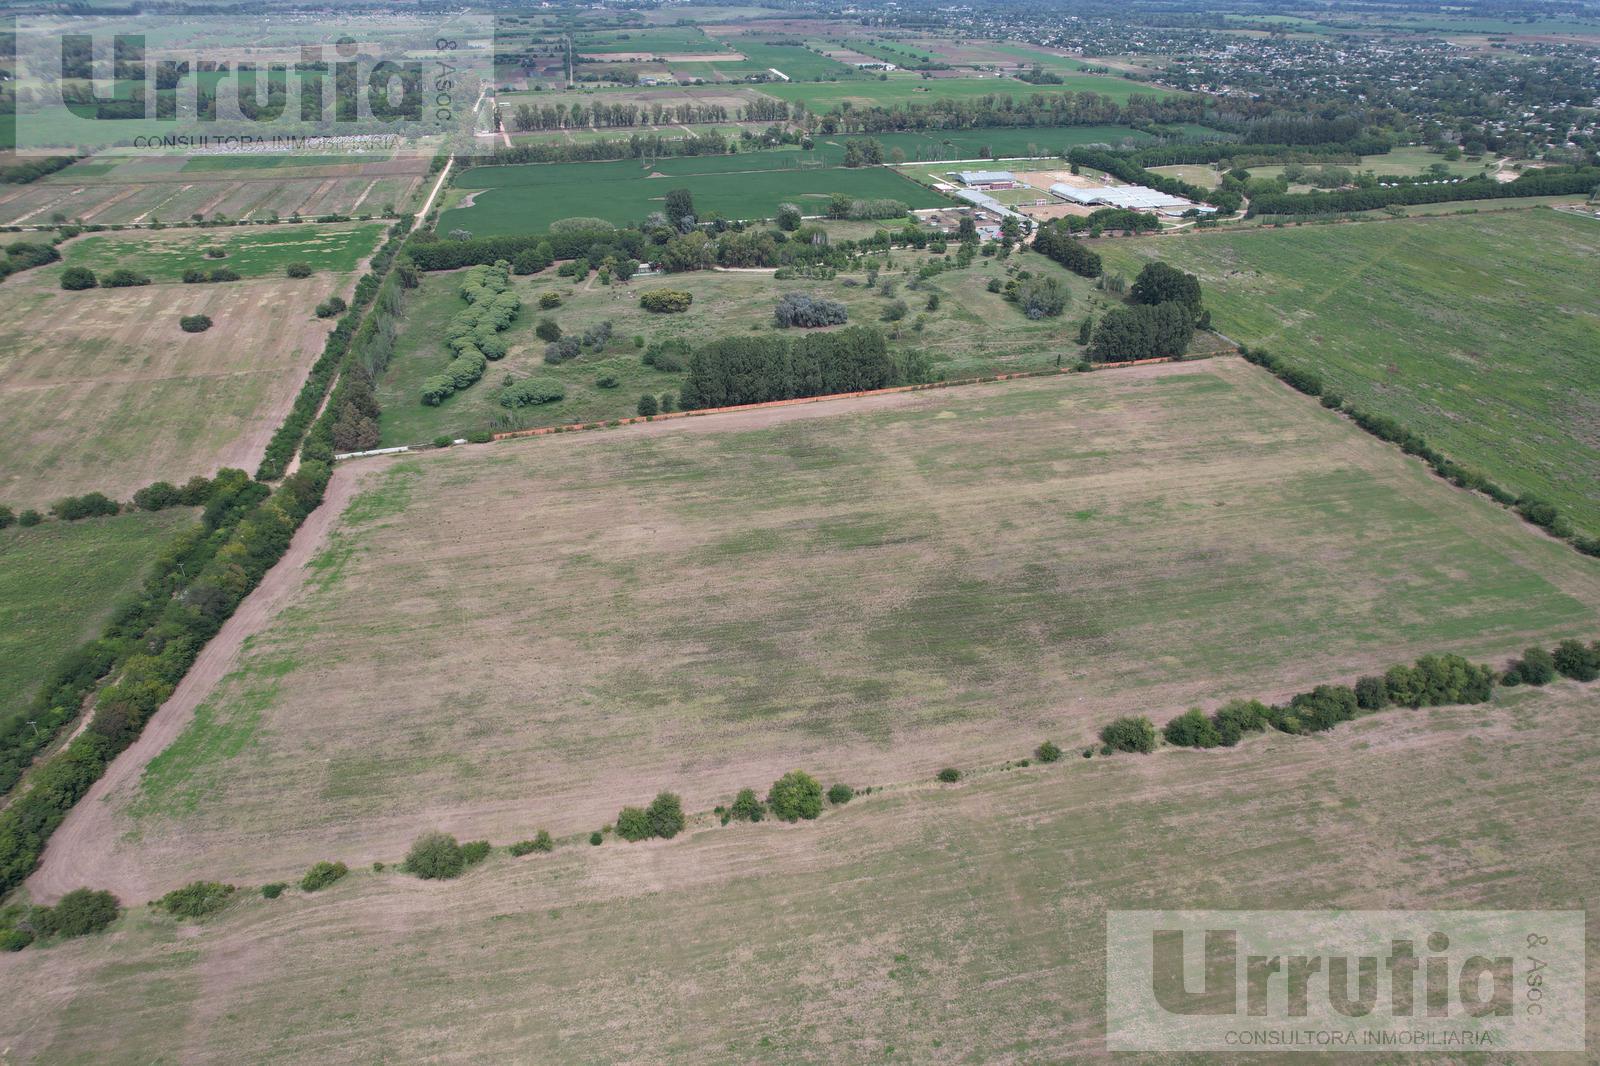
376, 237, 1118, 444
440, 156, 945, 234
76, 360, 1600, 894
54, 222, 386, 283
0, 509, 194, 716
3, 656, 1595, 1061
0, 268, 355, 506
1095, 210, 1600, 534
755, 70, 1188, 109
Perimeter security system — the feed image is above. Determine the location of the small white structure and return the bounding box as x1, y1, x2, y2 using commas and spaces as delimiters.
956, 170, 1019, 190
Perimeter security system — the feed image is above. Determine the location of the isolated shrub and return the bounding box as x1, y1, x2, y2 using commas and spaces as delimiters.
774, 291, 848, 329
539, 291, 562, 309
589, 831, 603, 846
767, 770, 823, 821
1552, 639, 1600, 682
1035, 740, 1063, 763
1353, 675, 1388, 711
300, 861, 348, 892
880, 298, 909, 323
595, 374, 619, 389
647, 792, 686, 839
640, 290, 693, 313
60, 266, 98, 290
615, 806, 651, 842
18, 510, 41, 527
433, 436, 453, 449
580, 321, 613, 350
1516, 646, 1557, 686
499, 378, 566, 408
0, 506, 13, 530
1211, 699, 1269, 746
642, 339, 687, 372
315, 296, 347, 319
460, 840, 491, 866
157, 881, 235, 919
179, 314, 213, 333
1099, 716, 1157, 754
1163, 708, 1222, 748
509, 830, 554, 857
43, 889, 120, 937
637, 394, 658, 417
535, 317, 562, 342
101, 268, 150, 287
208, 267, 240, 282
0, 928, 34, 951
405, 832, 465, 880
728, 787, 765, 822
544, 336, 581, 364
286, 262, 313, 278
936, 767, 961, 783
827, 783, 854, 805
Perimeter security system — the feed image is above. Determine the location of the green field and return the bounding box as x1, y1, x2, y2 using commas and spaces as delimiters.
0, 509, 194, 715
440, 157, 945, 234
756, 70, 1187, 109
1096, 210, 1600, 535
87, 360, 1600, 894
5, 683, 1596, 1062
54, 222, 387, 283
573, 26, 722, 53
177, 155, 367, 173
377, 231, 1125, 444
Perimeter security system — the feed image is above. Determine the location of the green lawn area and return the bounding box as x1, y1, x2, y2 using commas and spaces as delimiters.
717, 40, 860, 80
377, 238, 1118, 444
0, 509, 194, 715
1096, 209, 1600, 535
440, 157, 945, 235
55, 222, 387, 282
756, 71, 1187, 109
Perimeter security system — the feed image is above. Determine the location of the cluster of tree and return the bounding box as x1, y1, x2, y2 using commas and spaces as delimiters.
0, 156, 79, 185
404, 832, 491, 880
182, 266, 240, 284
60, 266, 98, 290
799, 91, 1213, 138
300, 861, 348, 892
157, 881, 236, 920
1157, 651, 1504, 754
544, 320, 613, 364
0, 241, 60, 283
49, 491, 121, 521
407, 219, 641, 272
508, 831, 555, 856
314, 296, 347, 319
678, 326, 901, 410
1054, 207, 1161, 235
1504, 640, 1600, 686
1249, 166, 1600, 217
471, 130, 737, 167
1088, 302, 1193, 362
616, 792, 686, 842
1009, 274, 1068, 319
825, 194, 909, 221
103, 268, 151, 287
773, 291, 849, 328
419, 261, 520, 407
504, 99, 731, 132
0, 461, 332, 897
179, 314, 213, 333
1238, 347, 1598, 557
640, 289, 692, 313
0, 888, 119, 950
1031, 222, 1103, 277
260, 221, 411, 472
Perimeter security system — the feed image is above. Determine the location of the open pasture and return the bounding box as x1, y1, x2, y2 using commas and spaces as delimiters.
80, 359, 1600, 892
0, 267, 356, 506
0, 154, 429, 226
4, 683, 1597, 1063
439, 156, 944, 235
54, 221, 386, 282
1095, 210, 1600, 535
0, 509, 195, 716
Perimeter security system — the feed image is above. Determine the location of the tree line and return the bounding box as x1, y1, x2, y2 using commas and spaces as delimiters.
679, 325, 907, 410
1247, 165, 1600, 217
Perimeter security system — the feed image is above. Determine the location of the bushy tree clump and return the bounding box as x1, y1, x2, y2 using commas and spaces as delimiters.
773, 291, 848, 328
1099, 716, 1157, 753
300, 861, 348, 892
404, 832, 466, 880
157, 881, 235, 919
767, 771, 823, 821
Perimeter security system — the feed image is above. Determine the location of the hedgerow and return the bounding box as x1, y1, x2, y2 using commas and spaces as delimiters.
300, 861, 349, 892
157, 880, 236, 919
767, 771, 823, 821
640, 290, 693, 313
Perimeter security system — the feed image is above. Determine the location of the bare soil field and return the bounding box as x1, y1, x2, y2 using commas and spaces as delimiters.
0, 268, 355, 506
41, 360, 1600, 897
2, 684, 1596, 1062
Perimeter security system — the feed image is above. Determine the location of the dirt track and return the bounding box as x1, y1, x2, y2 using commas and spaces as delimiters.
26, 468, 365, 904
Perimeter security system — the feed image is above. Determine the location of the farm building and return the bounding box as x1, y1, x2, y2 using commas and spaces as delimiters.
955, 170, 1019, 190
953, 188, 1027, 224
1048, 182, 1216, 217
